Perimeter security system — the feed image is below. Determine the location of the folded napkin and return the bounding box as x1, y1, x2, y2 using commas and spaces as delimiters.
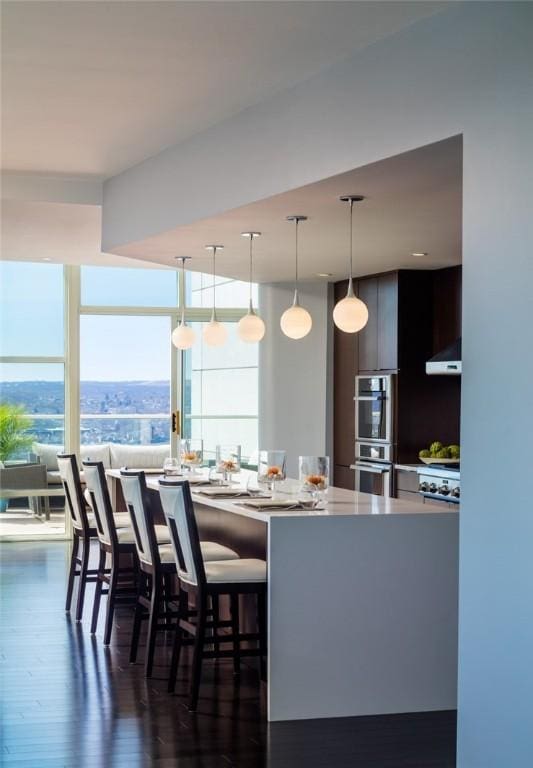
198, 487, 253, 498
238, 498, 316, 511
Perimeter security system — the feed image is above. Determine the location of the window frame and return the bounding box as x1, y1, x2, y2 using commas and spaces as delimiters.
0, 262, 259, 541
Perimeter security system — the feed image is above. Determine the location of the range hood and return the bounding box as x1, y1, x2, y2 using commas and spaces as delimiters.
426, 338, 462, 375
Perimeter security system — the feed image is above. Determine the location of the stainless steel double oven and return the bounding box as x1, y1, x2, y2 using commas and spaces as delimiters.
351, 374, 395, 497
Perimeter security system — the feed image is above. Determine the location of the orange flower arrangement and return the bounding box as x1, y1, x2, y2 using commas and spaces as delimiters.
220, 459, 238, 472
305, 474, 326, 489
183, 451, 199, 462
266, 465, 282, 478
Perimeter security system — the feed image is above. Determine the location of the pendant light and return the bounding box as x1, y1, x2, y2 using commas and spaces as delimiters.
171, 256, 196, 350
280, 215, 312, 340
333, 195, 369, 333
203, 245, 228, 347
238, 232, 265, 343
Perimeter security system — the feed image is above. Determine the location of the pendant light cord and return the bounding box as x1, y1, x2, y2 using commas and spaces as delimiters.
212, 246, 217, 317
249, 235, 253, 306
181, 257, 186, 324
349, 198, 354, 280
294, 218, 299, 291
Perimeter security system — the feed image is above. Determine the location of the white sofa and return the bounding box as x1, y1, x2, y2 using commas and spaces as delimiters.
32, 442, 171, 487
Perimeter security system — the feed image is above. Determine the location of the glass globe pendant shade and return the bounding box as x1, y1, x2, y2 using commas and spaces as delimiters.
172, 320, 196, 350
238, 305, 265, 343
280, 290, 312, 339
203, 315, 228, 347
333, 279, 368, 333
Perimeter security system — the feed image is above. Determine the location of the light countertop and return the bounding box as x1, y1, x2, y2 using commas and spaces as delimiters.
107, 469, 458, 524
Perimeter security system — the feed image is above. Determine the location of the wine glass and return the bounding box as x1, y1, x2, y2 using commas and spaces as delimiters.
163, 457, 181, 477
180, 438, 203, 474
215, 444, 242, 482
299, 456, 329, 501
257, 450, 287, 499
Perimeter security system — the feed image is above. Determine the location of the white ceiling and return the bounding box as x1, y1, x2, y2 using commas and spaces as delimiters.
112, 136, 463, 282
1, 1, 448, 176
0, 199, 168, 269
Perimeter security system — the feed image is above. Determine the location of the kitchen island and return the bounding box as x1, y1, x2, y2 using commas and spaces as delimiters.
107, 471, 459, 722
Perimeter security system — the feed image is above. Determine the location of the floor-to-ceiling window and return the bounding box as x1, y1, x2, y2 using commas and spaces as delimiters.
0, 260, 259, 540
0, 262, 66, 538
184, 271, 259, 463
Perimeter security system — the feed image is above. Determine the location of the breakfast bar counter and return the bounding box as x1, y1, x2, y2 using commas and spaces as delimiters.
107, 470, 459, 722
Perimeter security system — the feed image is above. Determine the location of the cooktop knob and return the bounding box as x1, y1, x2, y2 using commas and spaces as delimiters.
429, 483, 438, 493
419, 481, 429, 492
451, 487, 461, 498
439, 485, 451, 496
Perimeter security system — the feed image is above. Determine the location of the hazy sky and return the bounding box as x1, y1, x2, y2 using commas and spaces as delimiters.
1, 262, 256, 382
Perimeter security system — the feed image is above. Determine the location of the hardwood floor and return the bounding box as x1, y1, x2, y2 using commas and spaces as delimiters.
0, 541, 457, 767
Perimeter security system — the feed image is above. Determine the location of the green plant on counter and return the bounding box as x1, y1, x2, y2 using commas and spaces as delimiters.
0, 403, 34, 463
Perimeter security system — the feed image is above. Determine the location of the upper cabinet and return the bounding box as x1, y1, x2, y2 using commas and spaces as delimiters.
377, 272, 399, 371
333, 279, 359, 469
356, 277, 378, 371
357, 273, 399, 372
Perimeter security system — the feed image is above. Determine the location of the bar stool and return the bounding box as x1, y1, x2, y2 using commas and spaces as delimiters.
82, 460, 142, 644
119, 470, 240, 677
159, 479, 267, 711
58, 453, 103, 622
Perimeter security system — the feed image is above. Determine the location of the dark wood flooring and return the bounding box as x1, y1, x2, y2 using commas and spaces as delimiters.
0, 541, 457, 767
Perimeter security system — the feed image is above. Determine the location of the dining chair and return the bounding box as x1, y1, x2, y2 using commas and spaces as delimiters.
82, 460, 139, 644
119, 470, 241, 677
159, 479, 267, 711
57, 453, 100, 622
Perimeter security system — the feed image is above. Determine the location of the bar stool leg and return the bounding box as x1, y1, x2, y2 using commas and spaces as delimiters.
103, 561, 119, 645
168, 591, 187, 693
230, 593, 240, 675
65, 534, 79, 612
145, 574, 162, 677
130, 572, 145, 663
75, 536, 90, 622
90, 546, 106, 634
189, 594, 207, 711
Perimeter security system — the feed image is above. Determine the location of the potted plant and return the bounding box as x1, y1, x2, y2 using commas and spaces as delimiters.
0, 403, 34, 512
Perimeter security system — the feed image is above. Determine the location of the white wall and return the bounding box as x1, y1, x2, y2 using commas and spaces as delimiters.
103, 5, 533, 765
258, 281, 331, 477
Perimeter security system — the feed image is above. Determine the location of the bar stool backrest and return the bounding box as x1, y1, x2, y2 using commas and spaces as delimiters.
82, 461, 116, 546
159, 480, 205, 587
119, 470, 159, 568
57, 453, 88, 532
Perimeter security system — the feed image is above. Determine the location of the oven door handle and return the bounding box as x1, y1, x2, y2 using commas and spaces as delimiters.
353, 395, 387, 401
351, 463, 390, 474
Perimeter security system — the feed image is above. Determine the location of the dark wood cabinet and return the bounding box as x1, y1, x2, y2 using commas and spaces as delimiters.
357, 277, 378, 372
377, 273, 399, 371
357, 273, 399, 372
432, 266, 462, 354
333, 280, 358, 469
333, 266, 462, 486
333, 464, 355, 491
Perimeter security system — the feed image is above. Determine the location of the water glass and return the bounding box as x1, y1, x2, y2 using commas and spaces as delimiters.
180, 438, 203, 473
163, 457, 181, 477
299, 456, 330, 500
257, 450, 286, 498
215, 444, 241, 482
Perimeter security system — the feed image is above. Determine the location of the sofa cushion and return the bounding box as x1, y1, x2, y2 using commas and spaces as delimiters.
47, 470, 63, 486
33, 442, 111, 471
32, 443, 63, 471
109, 443, 170, 470
79, 444, 111, 468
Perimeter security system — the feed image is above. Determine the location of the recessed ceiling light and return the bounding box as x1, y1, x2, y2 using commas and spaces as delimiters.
411, 252, 428, 257
42, 257, 51, 261
317, 272, 332, 278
